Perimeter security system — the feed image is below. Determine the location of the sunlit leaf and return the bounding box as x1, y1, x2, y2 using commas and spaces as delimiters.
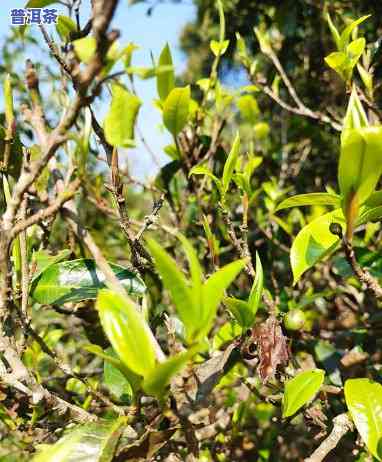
290, 209, 345, 284
282, 369, 325, 418
146, 238, 198, 341
202, 259, 246, 337
73, 37, 96, 64
104, 84, 141, 148
222, 133, 240, 194
56, 16, 77, 42
247, 252, 263, 323
345, 378, 382, 461
33, 418, 127, 462
339, 15, 370, 50
157, 43, 175, 101
276, 193, 340, 211
142, 346, 199, 397
31, 259, 145, 304
163, 86, 190, 136
210, 39, 230, 57
96, 289, 157, 377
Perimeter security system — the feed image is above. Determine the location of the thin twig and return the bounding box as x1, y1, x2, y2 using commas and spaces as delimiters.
343, 237, 382, 298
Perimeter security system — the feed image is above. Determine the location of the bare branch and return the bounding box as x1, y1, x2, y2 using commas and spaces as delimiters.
304, 413, 354, 462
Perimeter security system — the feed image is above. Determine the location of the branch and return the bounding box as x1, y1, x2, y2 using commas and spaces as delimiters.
10, 178, 80, 240
343, 237, 382, 298
304, 413, 354, 462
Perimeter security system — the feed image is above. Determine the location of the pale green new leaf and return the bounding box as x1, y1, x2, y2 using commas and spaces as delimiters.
247, 252, 263, 322
339, 15, 371, 51
343, 86, 369, 130
276, 193, 340, 211
104, 361, 133, 402
347, 38, 366, 70
222, 133, 240, 194
56, 16, 77, 41
358, 205, 382, 226
177, 234, 203, 310
163, 86, 190, 136
104, 84, 141, 148
345, 378, 382, 461
224, 297, 252, 328
324, 51, 348, 80
357, 63, 373, 96
290, 209, 345, 284
96, 289, 157, 377
146, 238, 197, 339
326, 14, 341, 50
210, 39, 230, 57
189, 165, 222, 192
282, 369, 325, 418
32, 418, 126, 462
237, 95, 259, 124
25, 0, 57, 7
157, 43, 175, 101
202, 259, 246, 337
73, 37, 96, 64
339, 126, 382, 207
142, 346, 199, 397
84, 344, 141, 391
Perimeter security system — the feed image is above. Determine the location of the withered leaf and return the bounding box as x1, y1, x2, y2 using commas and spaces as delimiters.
253, 315, 289, 382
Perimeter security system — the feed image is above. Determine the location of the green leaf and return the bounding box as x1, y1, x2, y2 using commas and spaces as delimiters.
237, 95, 259, 124
254, 27, 271, 54
177, 234, 203, 312
202, 259, 246, 338
25, 0, 57, 6
142, 347, 198, 397
146, 238, 198, 341
213, 320, 242, 349
339, 126, 382, 222
254, 122, 270, 139
324, 51, 348, 80
73, 37, 96, 64
276, 193, 340, 212
96, 289, 157, 377
103, 348, 133, 402
222, 133, 240, 194
56, 16, 77, 42
290, 209, 345, 284
339, 15, 370, 51
357, 63, 373, 96
84, 344, 141, 391
31, 249, 71, 284
343, 86, 369, 130
224, 297, 252, 328
32, 418, 127, 462
157, 43, 175, 101
247, 252, 263, 323
210, 39, 230, 57
282, 369, 325, 418
344, 378, 382, 461
327, 14, 341, 50
104, 84, 141, 148
358, 205, 382, 225
31, 259, 145, 305
189, 165, 222, 193
163, 86, 190, 136
347, 38, 366, 68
